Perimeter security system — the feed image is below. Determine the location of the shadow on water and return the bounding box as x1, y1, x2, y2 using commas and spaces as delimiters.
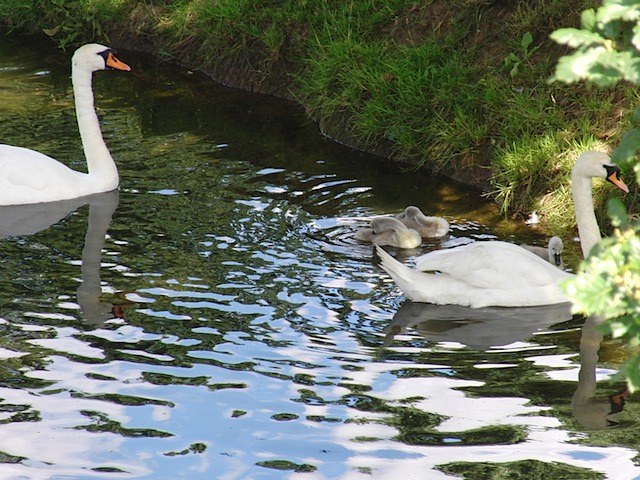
0, 33, 637, 479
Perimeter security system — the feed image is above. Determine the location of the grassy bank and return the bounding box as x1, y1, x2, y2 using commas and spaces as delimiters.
0, 0, 636, 234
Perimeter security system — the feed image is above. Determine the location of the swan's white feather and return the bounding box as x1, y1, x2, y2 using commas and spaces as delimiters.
0, 146, 87, 203
415, 241, 564, 289
376, 243, 571, 308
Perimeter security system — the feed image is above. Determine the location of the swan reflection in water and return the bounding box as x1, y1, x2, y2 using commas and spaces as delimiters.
384, 301, 632, 429
74, 190, 121, 325
0, 190, 121, 324
573, 315, 630, 429
383, 300, 574, 350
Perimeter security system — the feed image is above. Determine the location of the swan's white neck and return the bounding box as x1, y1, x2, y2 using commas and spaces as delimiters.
572, 168, 600, 257
72, 67, 119, 190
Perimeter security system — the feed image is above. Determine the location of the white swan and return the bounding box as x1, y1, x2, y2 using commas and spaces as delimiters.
522, 236, 564, 268
375, 151, 629, 308
356, 216, 422, 249
0, 44, 131, 205
396, 205, 449, 238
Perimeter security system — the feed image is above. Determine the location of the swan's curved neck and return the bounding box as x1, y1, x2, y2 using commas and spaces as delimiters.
572, 169, 601, 257
72, 67, 119, 189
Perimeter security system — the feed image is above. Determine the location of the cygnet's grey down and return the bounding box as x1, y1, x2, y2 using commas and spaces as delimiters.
355, 216, 422, 249
522, 236, 564, 268
396, 205, 449, 238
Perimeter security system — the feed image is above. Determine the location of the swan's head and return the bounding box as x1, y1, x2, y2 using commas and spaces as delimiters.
574, 151, 629, 193
400, 206, 423, 220
548, 236, 564, 266
72, 43, 131, 73
549, 236, 563, 254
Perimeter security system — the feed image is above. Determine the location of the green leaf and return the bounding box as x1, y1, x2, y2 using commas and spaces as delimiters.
617, 51, 640, 83
609, 320, 631, 338
552, 47, 608, 83
549, 28, 607, 48
521, 32, 533, 53
612, 127, 640, 163
581, 8, 597, 31
587, 50, 634, 86
622, 355, 640, 393
632, 23, 640, 51
504, 52, 519, 64
597, 3, 640, 23
607, 198, 630, 229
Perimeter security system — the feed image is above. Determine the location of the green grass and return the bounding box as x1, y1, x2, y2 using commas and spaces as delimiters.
297, 16, 490, 168
0, 0, 637, 230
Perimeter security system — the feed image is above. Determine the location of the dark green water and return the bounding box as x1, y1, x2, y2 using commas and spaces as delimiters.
0, 34, 637, 479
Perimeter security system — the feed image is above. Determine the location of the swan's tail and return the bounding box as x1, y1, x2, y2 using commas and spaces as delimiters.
375, 245, 428, 302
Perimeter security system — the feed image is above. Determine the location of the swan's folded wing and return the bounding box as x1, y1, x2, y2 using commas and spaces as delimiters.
414, 241, 570, 289
0, 146, 82, 202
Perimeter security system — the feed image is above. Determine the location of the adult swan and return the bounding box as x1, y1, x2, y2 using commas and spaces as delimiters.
0, 44, 131, 205
375, 151, 629, 308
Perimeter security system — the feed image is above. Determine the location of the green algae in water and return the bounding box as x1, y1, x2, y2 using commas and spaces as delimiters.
437, 459, 605, 480
256, 460, 317, 472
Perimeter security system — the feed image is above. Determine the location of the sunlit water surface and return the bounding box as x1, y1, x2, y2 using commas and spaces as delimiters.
0, 35, 638, 480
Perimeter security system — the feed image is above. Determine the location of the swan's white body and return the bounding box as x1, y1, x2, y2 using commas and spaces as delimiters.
523, 236, 564, 268
376, 151, 628, 308
397, 205, 449, 238
377, 241, 572, 307
356, 216, 422, 249
0, 44, 130, 205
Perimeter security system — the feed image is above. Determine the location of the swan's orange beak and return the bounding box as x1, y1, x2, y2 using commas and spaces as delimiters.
106, 52, 131, 72
607, 170, 629, 193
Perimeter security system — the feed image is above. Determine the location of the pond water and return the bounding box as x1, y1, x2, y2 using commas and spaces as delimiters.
0, 34, 638, 480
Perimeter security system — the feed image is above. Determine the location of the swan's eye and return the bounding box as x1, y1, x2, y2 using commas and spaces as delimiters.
98, 50, 111, 63
603, 164, 621, 177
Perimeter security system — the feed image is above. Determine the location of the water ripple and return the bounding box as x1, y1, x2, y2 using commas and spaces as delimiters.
0, 39, 636, 480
